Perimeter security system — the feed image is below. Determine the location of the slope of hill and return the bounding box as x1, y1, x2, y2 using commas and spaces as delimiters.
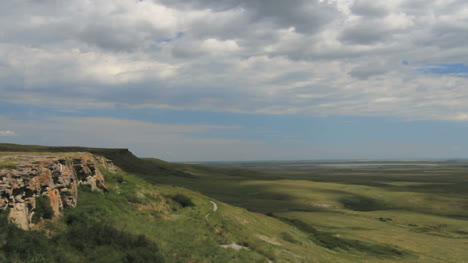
0, 143, 416, 263
152, 158, 468, 263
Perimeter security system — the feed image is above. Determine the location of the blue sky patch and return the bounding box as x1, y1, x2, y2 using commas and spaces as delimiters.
3, 102, 468, 160
418, 63, 468, 77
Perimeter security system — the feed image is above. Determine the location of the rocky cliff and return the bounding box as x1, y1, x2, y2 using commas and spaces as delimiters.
0, 153, 118, 229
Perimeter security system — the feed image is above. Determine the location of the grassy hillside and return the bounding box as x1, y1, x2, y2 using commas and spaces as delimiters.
0, 152, 412, 263
3, 143, 468, 262
151, 161, 468, 262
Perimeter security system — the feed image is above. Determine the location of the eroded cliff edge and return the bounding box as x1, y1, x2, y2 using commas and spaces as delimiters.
0, 153, 118, 229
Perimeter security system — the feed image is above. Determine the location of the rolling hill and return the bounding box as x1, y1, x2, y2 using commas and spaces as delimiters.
3, 143, 460, 262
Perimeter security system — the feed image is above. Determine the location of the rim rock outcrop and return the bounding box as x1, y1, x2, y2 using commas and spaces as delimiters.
0, 154, 117, 229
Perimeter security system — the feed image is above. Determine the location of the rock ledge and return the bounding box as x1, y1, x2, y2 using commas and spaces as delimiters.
0, 153, 117, 229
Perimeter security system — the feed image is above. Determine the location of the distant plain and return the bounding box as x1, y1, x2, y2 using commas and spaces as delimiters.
153, 159, 468, 262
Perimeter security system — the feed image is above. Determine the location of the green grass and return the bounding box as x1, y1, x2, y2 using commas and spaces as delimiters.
0, 151, 359, 262
277, 216, 409, 258
0, 208, 165, 263
146, 160, 468, 262
3, 143, 468, 262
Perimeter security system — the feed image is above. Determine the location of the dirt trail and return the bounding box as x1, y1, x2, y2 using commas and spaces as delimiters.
208, 200, 273, 263
210, 201, 218, 211
205, 200, 218, 220
220, 243, 249, 251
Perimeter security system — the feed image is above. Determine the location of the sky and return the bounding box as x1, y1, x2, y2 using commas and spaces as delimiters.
2, 0, 468, 161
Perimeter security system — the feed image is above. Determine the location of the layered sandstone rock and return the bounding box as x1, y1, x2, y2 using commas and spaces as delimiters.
0, 154, 117, 229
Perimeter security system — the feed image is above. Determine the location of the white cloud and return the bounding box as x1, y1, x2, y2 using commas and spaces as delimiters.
201, 38, 240, 54
1, 0, 468, 121
0, 130, 16, 136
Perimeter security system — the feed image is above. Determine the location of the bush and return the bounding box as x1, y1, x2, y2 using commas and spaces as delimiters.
0, 195, 166, 262
78, 184, 92, 192
0, 219, 166, 263
65, 221, 165, 262
0, 212, 57, 262
32, 195, 54, 223
116, 175, 125, 184
171, 194, 195, 208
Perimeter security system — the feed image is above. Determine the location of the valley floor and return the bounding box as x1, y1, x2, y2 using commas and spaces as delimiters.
151, 160, 468, 262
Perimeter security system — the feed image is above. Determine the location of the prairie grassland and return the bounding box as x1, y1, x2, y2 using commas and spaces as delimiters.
0, 151, 411, 262
151, 161, 468, 262
1, 144, 466, 262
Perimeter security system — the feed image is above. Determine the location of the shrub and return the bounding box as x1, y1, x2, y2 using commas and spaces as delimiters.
0, 214, 166, 263
32, 195, 54, 223
171, 194, 195, 208
65, 221, 165, 262
116, 175, 125, 184
78, 184, 92, 192
0, 212, 57, 262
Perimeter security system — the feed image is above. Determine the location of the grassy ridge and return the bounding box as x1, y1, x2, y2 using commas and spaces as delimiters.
7, 143, 468, 261
0, 143, 190, 177
1, 154, 407, 262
